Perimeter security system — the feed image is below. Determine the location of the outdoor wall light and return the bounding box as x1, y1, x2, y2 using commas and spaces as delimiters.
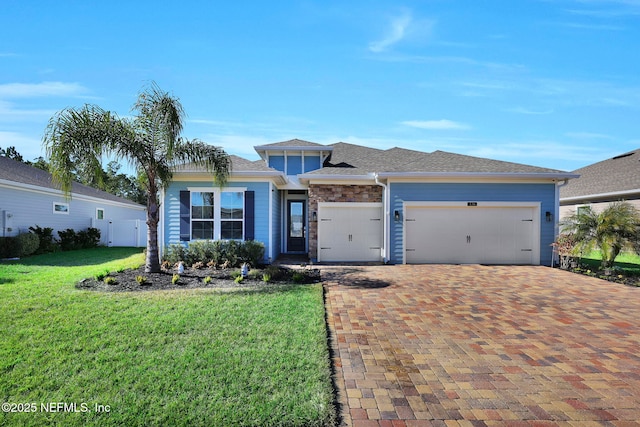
394, 210, 401, 221
312, 211, 317, 221
546, 211, 553, 222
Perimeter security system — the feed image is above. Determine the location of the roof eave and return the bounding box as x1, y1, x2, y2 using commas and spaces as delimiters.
560, 188, 640, 203
254, 145, 333, 152
377, 171, 580, 180
298, 173, 374, 184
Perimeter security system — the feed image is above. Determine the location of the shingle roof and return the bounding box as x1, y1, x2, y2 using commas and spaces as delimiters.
228, 155, 278, 172
0, 156, 144, 207
304, 142, 566, 175
560, 148, 640, 199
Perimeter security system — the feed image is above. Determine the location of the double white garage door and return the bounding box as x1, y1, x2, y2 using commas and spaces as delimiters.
317, 202, 540, 264
404, 203, 540, 265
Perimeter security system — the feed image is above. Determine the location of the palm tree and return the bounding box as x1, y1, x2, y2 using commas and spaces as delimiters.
561, 201, 640, 269
43, 82, 230, 272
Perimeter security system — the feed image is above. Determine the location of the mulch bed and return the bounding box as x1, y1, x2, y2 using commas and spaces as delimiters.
561, 266, 640, 287
77, 265, 321, 292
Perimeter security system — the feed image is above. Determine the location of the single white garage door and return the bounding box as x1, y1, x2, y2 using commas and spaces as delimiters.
405, 203, 539, 265
318, 202, 383, 262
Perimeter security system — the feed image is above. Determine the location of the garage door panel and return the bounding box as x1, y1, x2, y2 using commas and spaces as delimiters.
405, 205, 538, 265
318, 204, 383, 262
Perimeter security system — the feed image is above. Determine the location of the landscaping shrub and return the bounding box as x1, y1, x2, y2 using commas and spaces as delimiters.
0, 233, 40, 258
16, 233, 40, 257
239, 240, 266, 267
29, 225, 57, 254
77, 227, 101, 248
162, 240, 266, 268
58, 227, 101, 251
0, 236, 20, 258
57, 229, 78, 251
164, 243, 187, 265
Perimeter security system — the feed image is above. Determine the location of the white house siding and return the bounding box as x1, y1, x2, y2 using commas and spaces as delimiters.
560, 199, 640, 219
0, 184, 146, 240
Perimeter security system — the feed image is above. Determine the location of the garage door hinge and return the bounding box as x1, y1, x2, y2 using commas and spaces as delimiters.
521, 249, 532, 251
370, 247, 381, 250
320, 219, 331, 221
320, 247, 331, 250
522, 219, 533, 222
406, 248, 416, 252
406, 219, 416, 222
370, 218, 381, 221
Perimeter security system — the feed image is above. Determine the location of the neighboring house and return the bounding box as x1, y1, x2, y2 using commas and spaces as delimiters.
0, 156, 147, 247
560, 148, 640, 218
161, 139, 577, 265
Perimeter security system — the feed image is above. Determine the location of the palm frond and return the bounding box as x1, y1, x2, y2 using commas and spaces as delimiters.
42, 105, 134, 197
169, 139, 231, 188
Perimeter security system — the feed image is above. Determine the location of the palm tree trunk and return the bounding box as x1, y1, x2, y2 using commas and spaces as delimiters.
145, 186, 161, 273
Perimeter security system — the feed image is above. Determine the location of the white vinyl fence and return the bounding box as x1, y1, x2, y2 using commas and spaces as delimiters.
91, 219, 147, 247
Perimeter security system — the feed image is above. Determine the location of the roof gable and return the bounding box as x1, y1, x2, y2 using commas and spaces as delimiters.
257, 139, 326, 148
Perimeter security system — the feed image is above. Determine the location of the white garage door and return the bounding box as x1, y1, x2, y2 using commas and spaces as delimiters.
405, 203, 539, 265
318, 202, 383, 262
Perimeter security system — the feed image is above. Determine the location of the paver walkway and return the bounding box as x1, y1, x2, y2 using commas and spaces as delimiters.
322, 265, 640, 426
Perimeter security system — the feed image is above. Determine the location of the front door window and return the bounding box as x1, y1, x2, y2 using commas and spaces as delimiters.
287, 200, 306, 252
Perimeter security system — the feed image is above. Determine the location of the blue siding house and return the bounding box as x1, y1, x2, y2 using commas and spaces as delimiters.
161, 140, 577, 265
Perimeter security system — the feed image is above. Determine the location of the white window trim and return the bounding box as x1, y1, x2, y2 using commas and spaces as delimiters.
188, 188, 247, 241
96, 208, 105, 220
53, 202, 69, 215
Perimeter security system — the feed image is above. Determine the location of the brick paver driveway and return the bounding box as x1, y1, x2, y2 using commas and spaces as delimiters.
322, 265, 640, 426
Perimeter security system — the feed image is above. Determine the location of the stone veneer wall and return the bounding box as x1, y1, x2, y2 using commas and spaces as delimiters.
308, 184, 383, 261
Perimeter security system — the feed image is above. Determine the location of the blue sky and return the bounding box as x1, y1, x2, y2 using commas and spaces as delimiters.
1, 0, 639, 171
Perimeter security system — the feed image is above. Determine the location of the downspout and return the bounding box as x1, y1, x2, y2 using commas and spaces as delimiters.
374, 173, 389, 263
553, 179, 570, 267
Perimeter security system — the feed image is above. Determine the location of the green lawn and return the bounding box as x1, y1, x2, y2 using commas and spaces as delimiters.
0, 248, 335, 426
580, 250, 640, 275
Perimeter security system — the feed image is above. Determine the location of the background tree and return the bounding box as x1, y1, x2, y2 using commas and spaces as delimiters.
43, 82, 230, 272
0, 145, 24, 162
561, 201, 640, 269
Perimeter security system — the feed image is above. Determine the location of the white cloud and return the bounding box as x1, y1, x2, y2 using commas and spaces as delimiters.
369, 9, 413, 53
401, 119, 471, 130
0, 82, 88, 98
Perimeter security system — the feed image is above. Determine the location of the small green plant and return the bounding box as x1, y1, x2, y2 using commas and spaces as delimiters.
234, 275, 244, 284
292, 272, 305, 283
95, 269, 110, 281
230, 269, 242, 280
104, 277, 117, 285
262, 273, 272, 283
203, 276, 212, 285
116, 266, 126, 273
136, 275, 148, 285
172, 274, 180, 285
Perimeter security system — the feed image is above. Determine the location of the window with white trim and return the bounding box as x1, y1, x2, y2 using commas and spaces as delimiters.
53, 202, 69, 214
191, 192, 215, 240
96, 208, 105, 220
189, 190, 245, 240
221, 192, 244, 239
